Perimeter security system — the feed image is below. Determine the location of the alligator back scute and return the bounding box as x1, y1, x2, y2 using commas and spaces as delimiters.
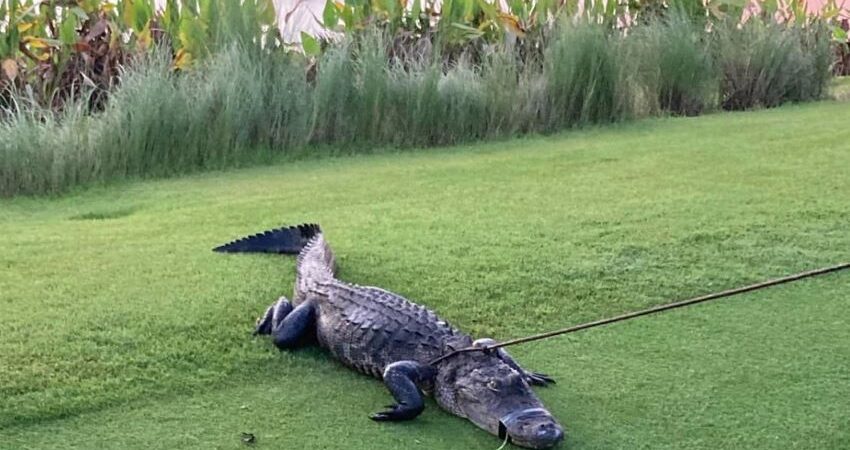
312, 281, 459, 377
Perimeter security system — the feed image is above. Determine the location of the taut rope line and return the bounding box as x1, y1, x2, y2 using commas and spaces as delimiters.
429, 262, 850, 366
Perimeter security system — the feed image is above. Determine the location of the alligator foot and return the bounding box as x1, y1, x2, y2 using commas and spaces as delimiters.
271, 299, 316, 349
473, 338, 556, 386
370, 404, 423, 421
371, 361, 436, 422
253, 296, 293, 336
525, 371, 556, 386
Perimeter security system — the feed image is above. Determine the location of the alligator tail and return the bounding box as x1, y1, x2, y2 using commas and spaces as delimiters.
213, 224, 321, 254
295, 227, 337, 284
214, 223, 337, 286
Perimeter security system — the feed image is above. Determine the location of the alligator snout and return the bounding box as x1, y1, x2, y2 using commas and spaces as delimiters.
502, 422, 563, 449
533, 422, 563, 445
499, 408, 564, 449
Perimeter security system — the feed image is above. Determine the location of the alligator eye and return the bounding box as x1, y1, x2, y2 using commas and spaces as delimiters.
487, 380, 500, 391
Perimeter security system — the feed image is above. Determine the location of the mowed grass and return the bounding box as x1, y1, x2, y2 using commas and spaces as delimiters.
1, 101, 849, 449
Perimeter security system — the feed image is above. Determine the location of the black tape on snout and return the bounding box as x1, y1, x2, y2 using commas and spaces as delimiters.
500, 407, 550, 427
499, 407, 551, 443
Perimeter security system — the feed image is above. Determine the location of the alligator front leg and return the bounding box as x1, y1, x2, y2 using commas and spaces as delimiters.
370, 361, 436, 422
473, 338, 555, 386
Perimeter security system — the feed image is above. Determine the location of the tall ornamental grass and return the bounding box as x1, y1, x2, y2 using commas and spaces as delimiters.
713, 20, 833, 110
0, 17, 833, 197
622, 14, 718, 116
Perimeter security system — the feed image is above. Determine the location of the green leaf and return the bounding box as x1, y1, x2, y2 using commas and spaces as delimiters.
161, 0, 180, 27
832, 25, 848, 42
715, 0, 749, 12
181, 0, 200, 17
410, 0, 421, 21
200, 0, 220, 45
179, 15, 208, 57
301, 31, 321, 56
605, 0, 617, 17
323, 0, 338, 29
70, 6, 89, 21
222, 0, 246, 43
133, 0, 154, 32
533, 0, 554, 17
80, 0, 100, 13
161, 0, 183, 50
0, 3, 7, 57
380, 0, 399, 20
339, 5, 355, 29
257, 0, 277, 25
789, 0, 806, 21
450, 22, 485, 40
121, 0, 137, 30
476, 0, 499, 21
59, 15, 78, 46
440, 0, 458, 28
240, 0, 258, 39
7, 25, 20, 57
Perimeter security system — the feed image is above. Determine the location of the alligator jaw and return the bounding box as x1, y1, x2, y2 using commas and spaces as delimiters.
499, 408, 564, 449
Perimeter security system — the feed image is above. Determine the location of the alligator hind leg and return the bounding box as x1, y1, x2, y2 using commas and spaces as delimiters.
270, 299, 316, 349
473, 338, 555, 386
254, 296, 293, 336
253, 296, 316, 349
371, 361, 436, 422
254, 297, 316, 349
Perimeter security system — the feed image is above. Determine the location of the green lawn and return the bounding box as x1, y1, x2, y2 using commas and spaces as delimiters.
1, 101, 849, 449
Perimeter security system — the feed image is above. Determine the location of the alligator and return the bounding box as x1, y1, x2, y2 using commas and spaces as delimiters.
214, 224, 564, 449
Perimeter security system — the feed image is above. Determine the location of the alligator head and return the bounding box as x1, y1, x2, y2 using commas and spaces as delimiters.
434, 346, 564, 449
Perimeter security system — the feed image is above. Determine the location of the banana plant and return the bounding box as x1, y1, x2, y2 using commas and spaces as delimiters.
1, 0, 132, 107
1, 0, 280, 108
318, 0, 535, 50
161, 0, 277, 68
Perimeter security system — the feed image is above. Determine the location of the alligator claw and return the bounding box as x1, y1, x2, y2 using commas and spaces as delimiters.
370, 404, 420, 422
526, 371, 556, 386
253, 305, 275, 336
254, 297, 293, 336
370, 412, 392, 421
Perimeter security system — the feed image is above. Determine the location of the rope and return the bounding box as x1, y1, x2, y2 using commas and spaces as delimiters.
495, 432, 510, 450
428, 262, 850, 366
